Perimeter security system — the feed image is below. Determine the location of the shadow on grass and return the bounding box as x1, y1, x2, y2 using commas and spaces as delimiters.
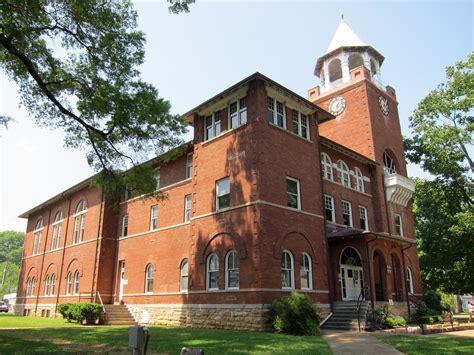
379, 334, 474, 354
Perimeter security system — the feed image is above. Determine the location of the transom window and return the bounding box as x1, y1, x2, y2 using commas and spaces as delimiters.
145, 264, 154, 293
216, 177, 230, 211
324, 195, 335, 223
207, 254, 219, 290
292, 109, 309, 139
286, 177, 301, 210
51, 210, 63, 250
225, 250, 240, 289
267, 97, 285, 128
337, 160, 351, 188
394, 214, 403, 236
180, 259, 189, 292
121, 214, 129, 237
32, 218, 44, 255
359, 206, 368, 230
73, 200, 87, 244
186, 153, 193, 179
229, 98, 247, 129
321, 153, 333, 180
205, 111, 222, 141
281, 250, 294, 289
340, 247, 362, 266
184, 194, 192, 222
354, 167, 365, 192
150, 206, 158, 230
300, 253, 312, 290
342, 201, 353, 227
383, 152, 397, 174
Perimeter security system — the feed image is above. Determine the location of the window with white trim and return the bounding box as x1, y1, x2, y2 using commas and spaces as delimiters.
186, 153, 193, 179
145, 264, 154, 293
300, 253, 313, 290
150, 205, 158, 230
292, 109, 309, 139
286, 177, 301, 210
155, 169, 161, 190
342, 201, 352, 227
26, 277, 31, 296
394, 214, 403, 236
32, 218, 44, 255
324, 195, 335, 223
216, 177, 230, 211
207, 254, 219, 290
229, 98, 247, 129
321, 153, 333, 180
180, 259, 189, 292
44, 275, 50, 296
73, 200, 87, 244
184, 194, 192, 222
337, 160, 351, 188
51, 210, 63, 250
204, 110, 222, 140
225, 250, 239, 289
121, 214, 129, 237
267, 97, 285, 128
66, 272, 72, 295
383, 151, 397, 174
73, 271, 80, 295
354, 167, 365, 192
31, 277, 36, 296
50, 274, 56, 295
359, 206, 368, 230
281, 250, 294, 289
406, 267, 414, 294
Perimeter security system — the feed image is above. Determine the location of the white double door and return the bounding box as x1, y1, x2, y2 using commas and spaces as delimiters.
340, 265, 363, 301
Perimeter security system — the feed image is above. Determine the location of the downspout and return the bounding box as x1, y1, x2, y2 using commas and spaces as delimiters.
55, 198, 72, 313
366, 235, 378, 310
35, 208, 52, 315
90, 190, 105, 303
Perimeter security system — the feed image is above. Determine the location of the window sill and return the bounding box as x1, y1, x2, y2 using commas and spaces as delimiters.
268, 122, 312, 143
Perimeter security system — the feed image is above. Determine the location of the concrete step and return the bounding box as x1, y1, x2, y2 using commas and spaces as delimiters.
102, 304, 136, 325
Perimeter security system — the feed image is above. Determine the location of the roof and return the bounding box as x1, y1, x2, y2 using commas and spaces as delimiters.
326, 19, 366, 53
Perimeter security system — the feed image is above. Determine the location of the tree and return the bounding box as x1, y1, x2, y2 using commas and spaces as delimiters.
405, 53, 473, 294
1, 1, 189, 199
0, 231, 24, 295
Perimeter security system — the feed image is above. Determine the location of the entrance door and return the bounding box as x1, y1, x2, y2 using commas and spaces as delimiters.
118, 261, 126, 303
340, 247, 364, 301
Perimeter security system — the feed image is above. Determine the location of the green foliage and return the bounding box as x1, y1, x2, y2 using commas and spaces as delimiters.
1, 1, 188, 200
269, 292, 320, 336
383, 316, 406, 328
0, 230, 24, 296
57, 303, 103, 324
168, 0, 195, 14
367, 305, 406, 329
423, 289, 442, 313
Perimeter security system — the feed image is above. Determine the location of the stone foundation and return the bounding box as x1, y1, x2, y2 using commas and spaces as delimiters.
14, 304, 59, 318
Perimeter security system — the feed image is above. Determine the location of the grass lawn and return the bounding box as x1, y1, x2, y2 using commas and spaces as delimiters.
0, 314, 331, 354
379, 334, 474, 354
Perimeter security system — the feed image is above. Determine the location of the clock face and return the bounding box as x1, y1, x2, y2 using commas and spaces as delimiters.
328, 96, 346, 116
379, 96, 389, 116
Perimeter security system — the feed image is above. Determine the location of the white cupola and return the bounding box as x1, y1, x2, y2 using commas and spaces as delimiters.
314, 18, 385, 94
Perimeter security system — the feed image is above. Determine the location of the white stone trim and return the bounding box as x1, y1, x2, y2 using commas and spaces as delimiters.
122, 288, 330, 297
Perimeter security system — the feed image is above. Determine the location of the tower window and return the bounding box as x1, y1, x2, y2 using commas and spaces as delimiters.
286, 177, 301, 210
394, 214, 403, 236
342, 201, 352, 227
150, 205, 158, 230
204, 111, 222, 140
229, 98, 247, 129
186, 153, 193, 179
324, 195, 335, 223
321, 153, 333, 180
337, 160, 351, 188
121, 214, 129, 237
354, 167, 364, 192
292, 109, 309, 139
383, 152, 397, 174
267, 97, 286, 128
216, 177, 230, 211
359, 206, 368, 230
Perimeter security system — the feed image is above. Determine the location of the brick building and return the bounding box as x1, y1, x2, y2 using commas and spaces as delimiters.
16, 20, 421, 330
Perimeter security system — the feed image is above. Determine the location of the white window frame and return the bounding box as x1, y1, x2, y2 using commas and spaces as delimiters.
184, 194, 192, 222
267, 97, 286, 128
324, 195, 335, 223
50, 274, 56, 295
359, 206, 368, 230
180, 259, 189, 292
354, 167, 365, 192
281, 250, 295, 290
383, 151, 397, 174
150, 205, 158, 230
32, 218, 44, 255
204, 110, 222, 141
395, 214, 403, 236
321, 153, 333, 180
145, 264, 154, 293
406, 267, 414, 294
121, 214, 129, 237
51, 211, 63, 250
229, 97, 247, 129
186, 153, 193, 179
300, 253, 313, 290
44, 275, 50, 296
225, 250, 240, 290
73, 200, 87, 244
206, 253, 219, 291
337, 160, 351, 188
292, 109, 309, 139
155, 168, 161, 190
31, 277, 36, 296
26, 277, 31, 296
73, 271, 80, 295
342, 200, 353, 227
286, 177, 301, 210
66, 272, 72, 295
216, 177, 231, 211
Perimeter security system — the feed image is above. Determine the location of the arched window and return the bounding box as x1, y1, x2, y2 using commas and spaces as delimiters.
340, 247, 362, 266
66, 272, 72, 295
180, 259, 189, 292
31, 277, 36, 296
406, 267, 414, 294
44, 275, 50, 296
329, 58, 342, 82
321, 153, 333, 180
348, 53, 364, 71
50, 274, 56, 295
337, 160, 351, 188
206, 254, 219, 290
145, 264, 154, 293
73, 200, 87, 244
281, 250, 294, 289
383, 152, 396, 174
32, 218, 44, 255
370, 59, 378, 77
51, 210, 63, 250
73, 271, 80, 295
300, 253, 313, 290
26, 277, 31, 296
354, 167, 364, 192
225, 250, 240, 289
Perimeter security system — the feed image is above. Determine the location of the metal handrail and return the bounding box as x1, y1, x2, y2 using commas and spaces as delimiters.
357, 286, 369, 332
97, 291, 106, 314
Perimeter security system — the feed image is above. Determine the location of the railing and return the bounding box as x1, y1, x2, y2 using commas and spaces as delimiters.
357, 286, 370, 332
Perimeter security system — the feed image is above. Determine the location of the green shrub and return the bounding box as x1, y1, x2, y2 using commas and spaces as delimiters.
269, 292, 320, 336
57, 303, 103, 324
384, 316, 406, 328
423, 290, 442, 313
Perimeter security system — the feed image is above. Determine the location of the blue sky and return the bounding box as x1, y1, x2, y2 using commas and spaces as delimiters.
1, 0, 472, 231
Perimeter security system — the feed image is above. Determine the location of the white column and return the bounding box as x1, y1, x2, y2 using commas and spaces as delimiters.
322, 61, 330, 92
341, 53, 350, 83
362, 52, 371, 75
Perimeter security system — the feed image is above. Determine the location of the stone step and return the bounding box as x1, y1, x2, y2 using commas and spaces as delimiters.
102, 304, 136, 326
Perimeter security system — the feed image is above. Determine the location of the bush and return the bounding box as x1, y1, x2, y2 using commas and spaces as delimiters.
57, 303, 103, 324
269, 292, 320, 336
384, 316, 406, 328
423, 290, 441, 313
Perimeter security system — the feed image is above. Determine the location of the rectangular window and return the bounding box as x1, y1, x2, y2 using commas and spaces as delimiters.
342, 201, 352, 227
150, 205, 158, 230
155, 169, 160, 190
267, 97, 285, 128
186, 153, 193, 179
184, 194, 192, 222
286, 177, 301, 210
124, 186, 132, 201
216, 177, 230, 211
292, 109, 309, 139
324, 195, 335, 223
229, 98, 247, 129
121, 214, 128, 237
395, 214, 403, 236
359, 206, 368, 230
204, 111, 221, 140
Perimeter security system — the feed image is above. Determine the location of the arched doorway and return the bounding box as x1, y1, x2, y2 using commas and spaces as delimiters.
373, 250, 386, 301
391, 253, 403, 301
340, 247, 364, 301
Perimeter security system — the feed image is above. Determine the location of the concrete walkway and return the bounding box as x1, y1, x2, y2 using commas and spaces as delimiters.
321, 330, 402, 355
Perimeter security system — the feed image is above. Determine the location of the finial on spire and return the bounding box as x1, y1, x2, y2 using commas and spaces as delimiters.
341, 13, 344, 21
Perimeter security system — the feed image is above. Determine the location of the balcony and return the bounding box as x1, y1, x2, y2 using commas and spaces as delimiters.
384, 173, 415, 207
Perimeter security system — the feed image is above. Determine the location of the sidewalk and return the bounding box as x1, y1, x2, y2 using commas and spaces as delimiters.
322, 330, 402, 355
